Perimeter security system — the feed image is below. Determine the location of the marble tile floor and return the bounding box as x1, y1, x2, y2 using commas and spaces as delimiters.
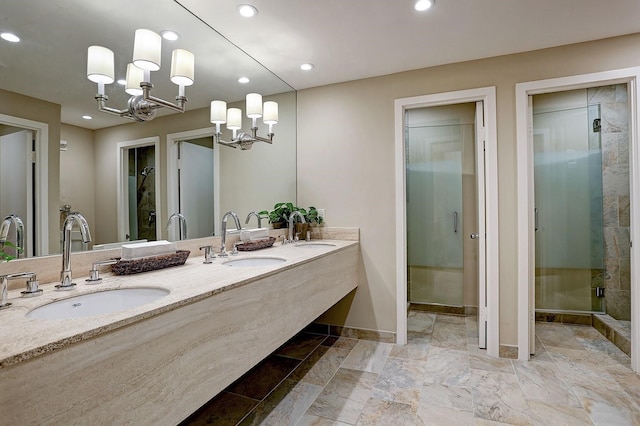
181, 312, 639, 425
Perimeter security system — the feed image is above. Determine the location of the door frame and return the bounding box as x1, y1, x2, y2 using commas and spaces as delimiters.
116, 136, 162, 242
515, 67, 640, 372
166, 127, 220, 239
0, 113, 48, 256
394, 87, 500, 357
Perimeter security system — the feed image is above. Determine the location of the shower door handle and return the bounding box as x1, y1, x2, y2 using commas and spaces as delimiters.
453, 211, 458, 233
534, 208, 539, 231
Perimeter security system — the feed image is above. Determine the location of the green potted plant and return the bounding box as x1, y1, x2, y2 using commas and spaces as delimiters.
304, 206, 324, 227
0, 241, 21, 262
259, 202, 295, 229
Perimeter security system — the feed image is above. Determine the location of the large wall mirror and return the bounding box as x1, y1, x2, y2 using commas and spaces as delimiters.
0, 0, 296, 257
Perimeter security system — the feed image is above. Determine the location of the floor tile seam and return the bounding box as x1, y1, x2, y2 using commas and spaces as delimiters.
225, 392, 265, 426
353, 396, 418, 426
515, 344, 587, 402
234, 374, 308, 426
305, 342, 359, 397
235, 358, 308, 421
275, 338, 327, 361
224, 390, 262, 403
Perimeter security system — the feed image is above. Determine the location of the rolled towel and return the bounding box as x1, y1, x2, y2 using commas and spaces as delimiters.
121, 240, 177, 260
249, 227, 269, 241
240, 227, 270, 241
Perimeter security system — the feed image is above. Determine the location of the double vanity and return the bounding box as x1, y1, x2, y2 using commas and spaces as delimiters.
0, 230, 359, 425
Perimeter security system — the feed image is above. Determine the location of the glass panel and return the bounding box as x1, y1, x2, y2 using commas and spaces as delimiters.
179, 138, 215, 238
533, 91, 604, 312
0, 129, 30, 256
406, 104, 475, 306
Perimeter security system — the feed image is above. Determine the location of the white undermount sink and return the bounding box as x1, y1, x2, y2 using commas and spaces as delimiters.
295, 242, 337, 248
223, 257, 286, 267
26, 287, 170, 320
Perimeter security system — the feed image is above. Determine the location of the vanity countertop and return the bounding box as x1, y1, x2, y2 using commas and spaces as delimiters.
0, 240, 358, 369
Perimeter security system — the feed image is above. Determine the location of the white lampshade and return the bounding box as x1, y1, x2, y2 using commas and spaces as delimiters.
210, 101, 227, 123
125, 63, 144, 96
246, 93, 262, 118
87, 46, 114, 84
170, 49, 194, 86
263, 101, 278, 124
227, 108, 242, 130
133, 29, 161, 72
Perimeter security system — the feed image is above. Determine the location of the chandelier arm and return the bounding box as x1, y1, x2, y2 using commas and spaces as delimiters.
213, 133, 238, 148
95, 95, 136, 120
250, 127, 274, 144
143, 94, 187, 112
140, 82, 186, 113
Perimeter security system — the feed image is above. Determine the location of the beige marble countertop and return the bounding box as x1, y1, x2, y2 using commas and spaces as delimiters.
0, 240, 358, 369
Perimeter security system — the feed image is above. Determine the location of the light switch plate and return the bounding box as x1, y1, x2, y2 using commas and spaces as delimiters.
317, 208, 325, 222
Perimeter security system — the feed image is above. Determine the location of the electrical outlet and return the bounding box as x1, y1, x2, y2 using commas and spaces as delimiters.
317, 208, 326, 223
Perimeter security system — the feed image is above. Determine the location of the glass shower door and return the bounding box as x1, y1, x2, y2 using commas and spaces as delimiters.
127, 146, 157, 242
533, 95, 604, 312
407, 113, 469, 306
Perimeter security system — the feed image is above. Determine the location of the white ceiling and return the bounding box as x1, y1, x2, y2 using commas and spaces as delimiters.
181, 0, 640, 90
2, 0, 640, 129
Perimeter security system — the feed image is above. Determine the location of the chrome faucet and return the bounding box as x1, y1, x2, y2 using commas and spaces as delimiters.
219, 211, 242, 257
287, 211, 306, 243
57, 212, 91, 290
167, 213, 187, 240
245, 211, 263, 228
0, 214, 24, 259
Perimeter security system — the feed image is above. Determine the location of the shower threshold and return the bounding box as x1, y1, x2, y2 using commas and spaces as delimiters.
536, 309, 630, 357
409, 302, 476, 317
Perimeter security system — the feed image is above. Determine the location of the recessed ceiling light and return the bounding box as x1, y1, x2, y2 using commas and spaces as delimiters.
1, 32, 20, 43
238, 77, 250, 84
161, 30, 179, 41
82, 115, 93, 120
300, 63, 314, 71
414, 0, 434, 11
237, 4, 258, 18
117, 79, 126, 86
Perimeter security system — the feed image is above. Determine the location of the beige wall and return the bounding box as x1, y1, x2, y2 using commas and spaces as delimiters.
0, 88, 61, 254
298, 33, 640, 345
60, 124, 96, 242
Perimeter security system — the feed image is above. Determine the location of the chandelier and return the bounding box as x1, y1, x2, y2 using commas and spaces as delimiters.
210, 93, 278, 150
86, 29, 194, 122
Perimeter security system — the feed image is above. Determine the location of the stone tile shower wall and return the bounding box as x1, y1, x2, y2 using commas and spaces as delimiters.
589, 84, 630, 320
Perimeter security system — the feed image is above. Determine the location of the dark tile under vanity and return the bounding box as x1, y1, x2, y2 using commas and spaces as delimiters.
180, 326, 367, 425
180, 331, 329, 426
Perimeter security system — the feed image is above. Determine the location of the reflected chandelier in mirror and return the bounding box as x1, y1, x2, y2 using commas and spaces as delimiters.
87, 29, 195, 122
211, 93, 279, 150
